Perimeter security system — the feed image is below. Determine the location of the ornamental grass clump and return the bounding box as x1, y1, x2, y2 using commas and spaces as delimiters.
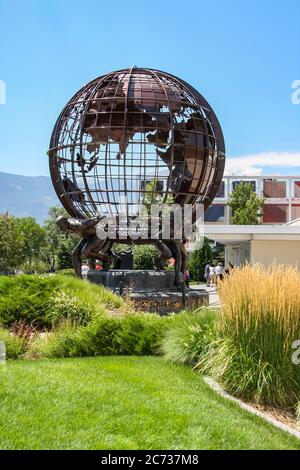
161, 310, 218, 365
58, 275, 124, 310
48, 291, 100, 327
0, 328, 27, 359
198, 264, 300, 407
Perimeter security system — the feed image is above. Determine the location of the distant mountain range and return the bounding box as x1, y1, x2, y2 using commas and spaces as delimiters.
0, 172, 59, 224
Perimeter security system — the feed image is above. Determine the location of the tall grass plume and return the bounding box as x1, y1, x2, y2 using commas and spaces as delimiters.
198, 264, 300, 407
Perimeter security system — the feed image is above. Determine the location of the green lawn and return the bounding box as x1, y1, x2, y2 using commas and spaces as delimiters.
0, 356, 299, 450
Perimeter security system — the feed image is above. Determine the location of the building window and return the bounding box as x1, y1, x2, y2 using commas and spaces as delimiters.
232, 180, 256, 192
292, 205, 300, 220
263, 204, 287, 223
204, 204, 225, 223
294, 181, 300, 198
263, 180, 286, 198
215, 181, 225, 198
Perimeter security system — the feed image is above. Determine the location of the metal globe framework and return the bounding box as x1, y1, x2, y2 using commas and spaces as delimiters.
48, 67, 225, 220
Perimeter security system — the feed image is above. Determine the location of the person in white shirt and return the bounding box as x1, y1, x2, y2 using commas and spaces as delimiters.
209, 265, 215, 286
214, 262, 224, 281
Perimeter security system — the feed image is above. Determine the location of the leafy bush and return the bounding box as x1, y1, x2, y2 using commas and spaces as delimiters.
30, 321, 105, 358
116, 313, 171, 355
133, 245, 161, 270
161, 310, 218, 365
197, 265, 300, 407
30, 313, 171, 358
0, 328, 26, 359
0, 275, 60, 328
0, 274, 124, 329
55, 268, 75, 277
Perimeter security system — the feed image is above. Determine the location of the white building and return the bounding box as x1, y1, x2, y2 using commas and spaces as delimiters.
204, 176, 300, 269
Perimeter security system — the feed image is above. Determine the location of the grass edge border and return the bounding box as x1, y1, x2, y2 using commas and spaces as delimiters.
203, 376, 300, 441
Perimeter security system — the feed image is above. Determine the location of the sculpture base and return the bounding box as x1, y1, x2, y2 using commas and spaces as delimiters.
87, 269, 176, 290
87, 270, 208, 314
129, 289, 208, 314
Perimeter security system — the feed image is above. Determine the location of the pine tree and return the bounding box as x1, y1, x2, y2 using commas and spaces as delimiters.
188, 237, 213, 282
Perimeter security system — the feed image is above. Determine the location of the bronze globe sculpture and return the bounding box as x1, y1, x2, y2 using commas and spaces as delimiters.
48, 67, 225, 293
49, 67, 225, 219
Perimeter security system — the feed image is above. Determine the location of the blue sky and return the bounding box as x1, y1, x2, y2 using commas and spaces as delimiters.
0, 0, 299, 176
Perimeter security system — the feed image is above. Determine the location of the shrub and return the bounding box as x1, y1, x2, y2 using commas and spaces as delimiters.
30, 313, 171, 358
161, 310, 218, 365
116, 313, 171, 355
0, 275, 60, 328
10, 320, 37, 340
0, 274, 124, 329
55, 268, 75, 277
30, 317, 122, 358
133, 245, 161, 270
0, 328, 26, 359
30, 321, 106, 358
197, 264, 300, 407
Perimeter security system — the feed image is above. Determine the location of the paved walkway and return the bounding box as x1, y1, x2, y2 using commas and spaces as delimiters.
190, 283, 220, 308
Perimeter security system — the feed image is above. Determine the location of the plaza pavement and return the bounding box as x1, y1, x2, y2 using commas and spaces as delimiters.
190, 284, 221, 308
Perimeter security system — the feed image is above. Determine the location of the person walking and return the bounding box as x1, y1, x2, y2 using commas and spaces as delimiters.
209, 264, 216, 286
204, 261, 212, 287
224, 262, 234, 276
214, 262, 224, 281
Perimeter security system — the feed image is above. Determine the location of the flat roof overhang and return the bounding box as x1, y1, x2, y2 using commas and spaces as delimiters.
204, 224, 300, 245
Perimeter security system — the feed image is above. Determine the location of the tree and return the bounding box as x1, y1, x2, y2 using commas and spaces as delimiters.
42, 207, 77, 271
0, 214, 25, 272
188, 237, 213, 282
228, 182, 265, 225
143, 180, 173, 211
56, 238, 75, 270
16, 217, 46, 272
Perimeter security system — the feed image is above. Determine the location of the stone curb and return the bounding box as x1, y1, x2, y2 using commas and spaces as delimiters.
203, 376, 300, 441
